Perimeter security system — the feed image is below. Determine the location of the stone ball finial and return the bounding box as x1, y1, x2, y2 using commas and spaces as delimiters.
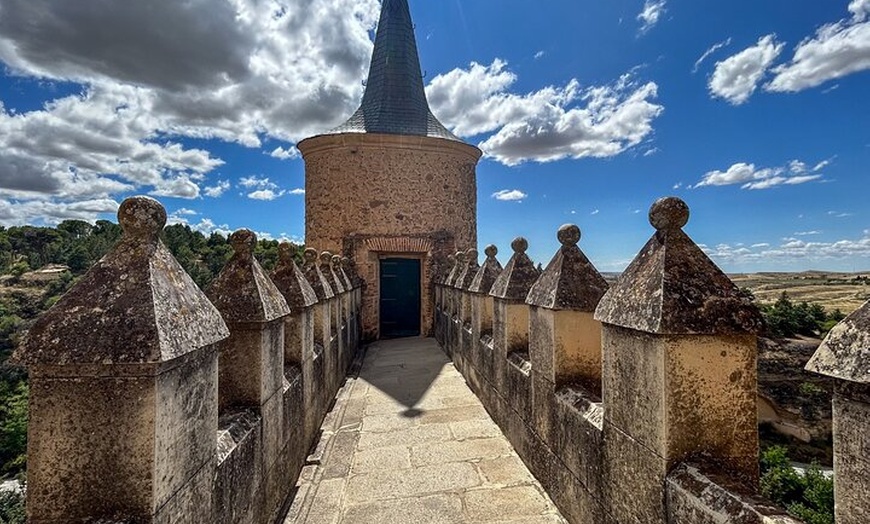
649, 197, 690, 231
558, 224, 581, 247
303, 248, 318, 266
320, 251, 333, 265
229, 229, 257, 255
118, 196, 167, 240
466, 248, 479, 264
341, 256, 351, 269
278, 242, 294, 263
484, 245, 498, 259
331, 254, 342, 268
511, 237, 529, 254
455, 251, 466, 263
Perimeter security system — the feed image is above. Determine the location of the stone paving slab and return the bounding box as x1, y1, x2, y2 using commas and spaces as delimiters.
287, 338, 566, 524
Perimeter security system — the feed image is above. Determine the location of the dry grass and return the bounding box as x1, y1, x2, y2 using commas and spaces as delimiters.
730, 271, 870, 315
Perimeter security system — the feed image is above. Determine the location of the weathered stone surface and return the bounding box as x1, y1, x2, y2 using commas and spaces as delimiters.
455, 248, 480, 290
469, 244, 503, 295
215, 409, 261, 524
594, 197, 763, 335
215, 320, 285, 411
831, 394, 870, 524
529, 307, 603, 388
302, 248, 335, 301
526, 225, 608, 311
602, 326, 759, 480
18, 196, 229, 365
666, 464, 802, 524
806, 298, 870, 382
207, 229, 291, 324
490, 237, 541, 301
319, 251, 345, 294
441, 254, 456, 285
462, 486, 551, 521
333, 255, 353, 290
271, 243, 318, 311
27, 348, 218, 523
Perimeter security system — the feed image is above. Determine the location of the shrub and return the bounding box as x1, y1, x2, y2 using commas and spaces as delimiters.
0, 487, 25, 524
760, 446, 834, 524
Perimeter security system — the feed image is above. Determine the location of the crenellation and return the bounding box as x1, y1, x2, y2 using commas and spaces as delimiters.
438, 198, 814, 524
19, 197, 363, 524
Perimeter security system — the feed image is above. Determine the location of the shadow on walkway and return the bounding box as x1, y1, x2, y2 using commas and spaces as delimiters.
287, 337, 566, 524
359, 337, 451, 418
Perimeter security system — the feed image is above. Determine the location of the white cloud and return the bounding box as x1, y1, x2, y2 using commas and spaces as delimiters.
643, 147, 659, 157
673, 182, 682, 190
427, 60, 663, 166
794, 230, 822, 236
704, 232, 870, 265
247, 189, 285, 201
591, 209, 600, 215
766, 6, 870, 93
174, 208, 198, 216
239, 175, 277, 190
534, 51, 545, 60
492, 189, 527, 202
0, 198, 120, 226
695, 159, 827, 190
637, 1, 667, 35
270, 146, 299, 160
150, 177, 200, 199
851, 0, 870, 21
693, 38, 732, 73
204, 180, 230, 198
0, 0, 382, 218
709, 35, 784, 105
288, 188, 306, 195
828, 211, 854, 218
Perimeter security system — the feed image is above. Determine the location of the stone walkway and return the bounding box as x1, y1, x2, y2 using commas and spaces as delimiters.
287, 338, 566, 524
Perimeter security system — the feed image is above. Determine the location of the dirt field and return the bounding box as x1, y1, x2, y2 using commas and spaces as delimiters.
730, 271, 870, 315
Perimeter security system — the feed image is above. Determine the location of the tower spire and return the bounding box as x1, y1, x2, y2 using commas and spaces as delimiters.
331, 0, 460, 141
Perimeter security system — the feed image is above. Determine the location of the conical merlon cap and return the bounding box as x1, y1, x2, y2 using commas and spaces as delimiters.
806, 299, 870, 383
594, 198, 763, 335
329, 0, 460, 141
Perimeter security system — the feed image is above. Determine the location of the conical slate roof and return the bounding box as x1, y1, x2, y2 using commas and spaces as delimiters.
328, 0, 460, 141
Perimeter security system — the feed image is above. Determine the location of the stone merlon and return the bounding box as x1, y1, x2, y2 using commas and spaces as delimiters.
806, 298, 870, 383
15, 196, 229, 365
595, 197, 763, 335
270, 242, 319, 311
526, 224, 608, 311
489, 237, 540, 301
302, 248, 334, 301
468, 245, 503, 295
207, 229, 291, 324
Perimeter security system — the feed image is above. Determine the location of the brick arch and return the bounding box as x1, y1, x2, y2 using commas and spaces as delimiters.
364, 237, 434, 254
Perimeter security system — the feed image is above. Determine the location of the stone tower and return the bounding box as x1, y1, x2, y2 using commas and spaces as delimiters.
298, 0, 481, 341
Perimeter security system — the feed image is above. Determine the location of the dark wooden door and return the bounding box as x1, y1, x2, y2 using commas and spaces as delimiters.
379, 258, 421, 338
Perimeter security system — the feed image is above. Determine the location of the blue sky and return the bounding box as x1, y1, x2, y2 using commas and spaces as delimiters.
0, 0, 868, 272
